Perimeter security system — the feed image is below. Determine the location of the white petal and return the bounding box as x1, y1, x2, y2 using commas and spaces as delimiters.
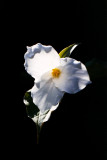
40, 103, 59, 122
53, 57, 91, 94
31, 72, 64, 112
32, 103, 59, 126
39, 103, 59, 125
24, 43, 60, 82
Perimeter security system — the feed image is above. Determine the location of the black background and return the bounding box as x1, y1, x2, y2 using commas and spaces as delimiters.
3, 0, 107, 159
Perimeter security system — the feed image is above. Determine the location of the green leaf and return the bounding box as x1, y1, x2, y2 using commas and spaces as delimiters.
24, 90, 59, 127
24, 90, 39, 118
59, 43, 78, 58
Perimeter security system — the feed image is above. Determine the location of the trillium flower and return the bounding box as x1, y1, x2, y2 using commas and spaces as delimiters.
24, 43, 91, 113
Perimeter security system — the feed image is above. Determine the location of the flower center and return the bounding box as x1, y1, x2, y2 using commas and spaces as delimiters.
52, 68, 61, 78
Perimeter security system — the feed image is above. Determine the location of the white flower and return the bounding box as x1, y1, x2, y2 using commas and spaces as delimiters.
24, 43, 91, 113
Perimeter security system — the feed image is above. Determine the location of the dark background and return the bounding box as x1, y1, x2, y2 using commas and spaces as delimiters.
3, 0, 107, 159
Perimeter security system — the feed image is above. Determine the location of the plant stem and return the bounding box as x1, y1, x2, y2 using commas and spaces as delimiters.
36, 125, 40, 144
36, 123, 44, 144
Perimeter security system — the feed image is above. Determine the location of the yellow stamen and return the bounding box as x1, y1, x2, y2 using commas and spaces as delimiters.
52, 68, 61, 78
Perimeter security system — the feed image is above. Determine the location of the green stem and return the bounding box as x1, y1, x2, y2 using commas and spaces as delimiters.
36, 125, 40, 144
36, 123, 44, 144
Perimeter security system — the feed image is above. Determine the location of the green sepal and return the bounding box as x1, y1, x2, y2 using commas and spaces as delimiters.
24, 90, 39, 118
59, 43, 78, 58
24, 90, 58, 127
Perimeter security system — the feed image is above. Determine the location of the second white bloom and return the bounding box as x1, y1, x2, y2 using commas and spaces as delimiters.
24, 43, 91, 112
